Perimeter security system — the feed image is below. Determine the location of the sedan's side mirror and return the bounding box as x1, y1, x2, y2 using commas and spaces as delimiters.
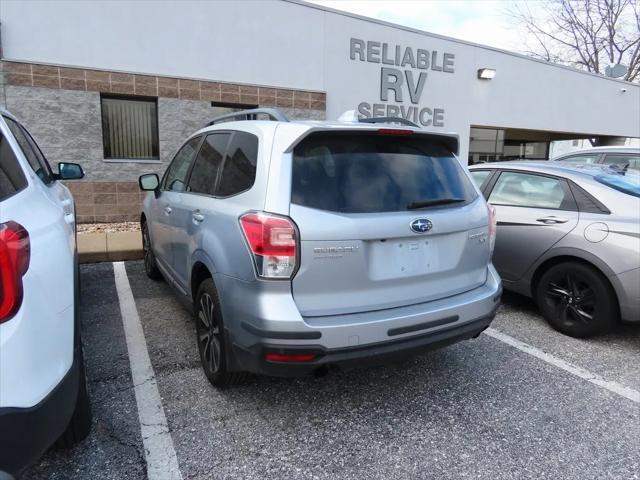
139, 173, 160, 196
57, 162, 84, 180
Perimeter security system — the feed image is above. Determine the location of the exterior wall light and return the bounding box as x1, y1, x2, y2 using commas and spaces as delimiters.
478, 68, 496, 80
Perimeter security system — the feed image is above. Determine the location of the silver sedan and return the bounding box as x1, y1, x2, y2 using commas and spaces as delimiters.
469, 161, 640, 338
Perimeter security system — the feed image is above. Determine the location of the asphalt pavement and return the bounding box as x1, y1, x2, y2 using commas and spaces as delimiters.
23, 262, 640, 480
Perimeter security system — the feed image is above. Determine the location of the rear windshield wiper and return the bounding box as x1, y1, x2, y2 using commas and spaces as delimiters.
407, 198, 466, 210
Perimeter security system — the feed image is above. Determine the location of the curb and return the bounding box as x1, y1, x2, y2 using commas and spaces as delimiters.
78, 231, 143, 264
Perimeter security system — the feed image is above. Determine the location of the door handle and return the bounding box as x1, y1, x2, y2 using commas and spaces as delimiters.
164, 206, 172, 215
64, 213, 75, 224
536, 216, 568, 224
192, 211, 205, 223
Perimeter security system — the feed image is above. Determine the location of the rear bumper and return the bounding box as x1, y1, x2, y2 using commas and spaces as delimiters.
220, 265, 502, 376
232, 312, 495, 376
0, 351, 79, 476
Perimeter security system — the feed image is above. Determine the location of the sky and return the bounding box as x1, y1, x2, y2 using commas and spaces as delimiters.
306, 0, 534, 53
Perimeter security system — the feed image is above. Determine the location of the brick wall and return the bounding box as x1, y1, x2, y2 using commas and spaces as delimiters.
2, 61, 326, 110
66, 181, 145, 224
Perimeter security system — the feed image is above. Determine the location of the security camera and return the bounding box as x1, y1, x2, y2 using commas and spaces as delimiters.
620, 87, 627, 93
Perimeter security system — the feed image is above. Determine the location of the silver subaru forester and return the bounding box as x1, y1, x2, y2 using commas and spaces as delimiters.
139, 109, 501, 387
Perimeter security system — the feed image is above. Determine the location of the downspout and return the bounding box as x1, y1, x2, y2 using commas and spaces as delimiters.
0, 22, 6, 108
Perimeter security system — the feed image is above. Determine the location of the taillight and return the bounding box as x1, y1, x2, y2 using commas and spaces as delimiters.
487, 204, 497, 257
377, 128, 413, 136
239, 212, 297, 279
0, 221, 30, 323
265, 352, 317, 363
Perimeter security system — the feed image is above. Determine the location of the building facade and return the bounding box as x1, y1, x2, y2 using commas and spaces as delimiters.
0, 0, 638, 223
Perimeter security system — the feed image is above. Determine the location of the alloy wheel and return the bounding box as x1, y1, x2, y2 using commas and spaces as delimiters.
142, 224, 153, 273
545, 273, 596, 327
197, 293, 221, 374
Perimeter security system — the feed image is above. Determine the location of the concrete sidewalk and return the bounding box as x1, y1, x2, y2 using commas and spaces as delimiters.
78, 231, 143, 263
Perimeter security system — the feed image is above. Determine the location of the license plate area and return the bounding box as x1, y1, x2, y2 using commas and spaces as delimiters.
368, 238, 438, 280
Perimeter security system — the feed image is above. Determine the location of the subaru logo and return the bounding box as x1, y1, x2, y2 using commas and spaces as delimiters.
410, 218, 433, 234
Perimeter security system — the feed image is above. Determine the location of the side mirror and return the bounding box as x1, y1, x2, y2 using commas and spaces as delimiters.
57, 162, 84, 180
139, 173, 160, 192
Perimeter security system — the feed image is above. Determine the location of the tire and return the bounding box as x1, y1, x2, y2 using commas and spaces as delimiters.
194, 279, 246, 388
57, 346, 92, 448
535, 261, 617, 338
142, 220, 162, 281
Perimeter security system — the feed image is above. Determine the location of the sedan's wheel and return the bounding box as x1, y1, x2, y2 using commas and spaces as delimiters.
195, 279, 246, 388
536, 262, 617, 338
142, 221, 162, 281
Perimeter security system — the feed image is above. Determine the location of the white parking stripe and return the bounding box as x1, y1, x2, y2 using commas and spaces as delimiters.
113, 262, 183, 480
484, 327, 640, 404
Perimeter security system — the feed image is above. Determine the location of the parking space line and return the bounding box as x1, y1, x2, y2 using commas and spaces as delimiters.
113, 262, 183, 480
484, 327, 640, 404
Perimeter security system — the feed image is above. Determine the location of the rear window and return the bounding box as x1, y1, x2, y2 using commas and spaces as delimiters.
595, 172, 640, 198
0, 131, 28, 201
291, 132, 477, 213
217, 131, 258, 197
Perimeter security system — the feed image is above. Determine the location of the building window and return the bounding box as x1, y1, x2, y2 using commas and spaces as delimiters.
502, 140, 549, 160
210, 102, 259, 122
101, 95, 159, 160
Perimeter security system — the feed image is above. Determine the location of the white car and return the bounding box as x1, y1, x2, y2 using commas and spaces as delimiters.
0, 110, 91, 476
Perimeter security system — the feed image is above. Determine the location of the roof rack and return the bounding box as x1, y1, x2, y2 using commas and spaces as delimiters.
358, 117, 419, 127
206, 108, 289, 126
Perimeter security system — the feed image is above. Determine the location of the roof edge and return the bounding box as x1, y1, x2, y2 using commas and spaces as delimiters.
286, 0, 639, 87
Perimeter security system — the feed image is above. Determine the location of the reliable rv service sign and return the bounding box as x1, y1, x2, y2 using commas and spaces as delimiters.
350, 38, 454, 127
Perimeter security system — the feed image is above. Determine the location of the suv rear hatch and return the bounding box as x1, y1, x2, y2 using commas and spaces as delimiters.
289, 129, 491, 317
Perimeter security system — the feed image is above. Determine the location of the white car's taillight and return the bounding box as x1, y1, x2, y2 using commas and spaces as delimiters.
0, 221, 30, 323
487, 204, 497, 257
239, 212, 297, 279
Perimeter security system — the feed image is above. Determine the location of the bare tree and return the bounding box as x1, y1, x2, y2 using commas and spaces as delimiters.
510, 0, 640, 82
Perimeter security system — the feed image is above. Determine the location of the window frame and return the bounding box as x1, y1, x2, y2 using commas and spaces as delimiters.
486, 169, 578, 211
161, 135, 203, 192
100, 94, 161, 163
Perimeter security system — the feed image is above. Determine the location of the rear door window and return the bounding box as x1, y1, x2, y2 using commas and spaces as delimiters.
488, 172, 574, 209
162, 136, 201, 192
187, 133, 230, 196
4, 117, 53, 185
0, 130, 28, 201
291, 132, 477, 213
216, 132, 258, 197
